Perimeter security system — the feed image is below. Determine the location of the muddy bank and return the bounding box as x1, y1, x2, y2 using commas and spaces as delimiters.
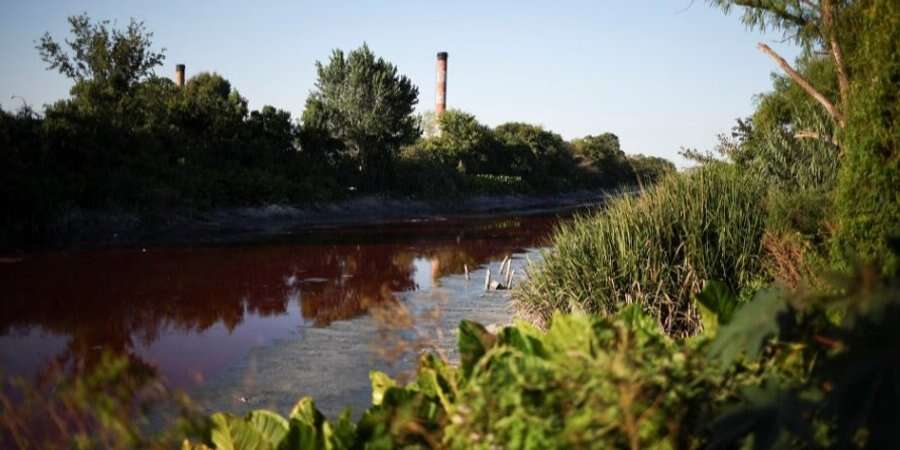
41, 189, 621, 249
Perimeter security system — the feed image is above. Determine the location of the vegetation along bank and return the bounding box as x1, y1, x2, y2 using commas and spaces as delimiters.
2, 0, 899, 449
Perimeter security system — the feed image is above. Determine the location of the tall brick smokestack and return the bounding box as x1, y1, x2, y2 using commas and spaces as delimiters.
435, 52, 448, 115
175, 64, 186, 88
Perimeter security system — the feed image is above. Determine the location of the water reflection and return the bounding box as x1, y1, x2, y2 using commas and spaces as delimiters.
0, 215, 560, 387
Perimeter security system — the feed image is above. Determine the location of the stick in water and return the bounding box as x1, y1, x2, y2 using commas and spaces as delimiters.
484, 268, 491, 291
464, 264, 470, 280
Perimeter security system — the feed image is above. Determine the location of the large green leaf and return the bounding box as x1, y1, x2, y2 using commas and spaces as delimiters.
696, 280, 740, 335
209, 410, 289, 450
369, 371, 396, 406
458, 320, 497, 379
323, 409, 356, 450
289, 397, 325, 429
709, 288, 789, 366
278, 418, 319, 450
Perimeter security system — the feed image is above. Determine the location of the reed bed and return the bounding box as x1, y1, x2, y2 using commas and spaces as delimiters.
514, 163, 768, 336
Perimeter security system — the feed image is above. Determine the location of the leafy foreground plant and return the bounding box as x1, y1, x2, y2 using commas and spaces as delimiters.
181, 259, 900, 450
182, 309, 723, 450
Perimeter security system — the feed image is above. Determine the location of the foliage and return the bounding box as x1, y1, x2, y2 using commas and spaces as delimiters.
514, 163, 769, 335
492, 122, 575, 189
832, 0, 900, 275
0, 352, 206, 450
37, 13, 166, 94
705, 260, 900, 450
627, 154, 677, 186
414, 110, 499, 174
302, 44, 421, 190
408, 110, 665, 196
3, 15, 673, 246
173, 259, 900, 449
571, 133, 631, 185
705, 0, 825, 50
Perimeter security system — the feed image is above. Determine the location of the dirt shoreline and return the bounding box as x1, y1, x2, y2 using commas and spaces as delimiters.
33, 189, 622, 250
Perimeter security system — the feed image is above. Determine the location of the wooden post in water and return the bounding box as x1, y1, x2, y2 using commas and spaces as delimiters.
484, 268, 491, 291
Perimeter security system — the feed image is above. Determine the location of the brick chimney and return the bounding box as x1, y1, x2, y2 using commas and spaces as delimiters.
175, 64, 186, 88
435, 52, 448, 115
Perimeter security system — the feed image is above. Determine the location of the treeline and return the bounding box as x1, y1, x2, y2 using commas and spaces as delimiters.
0, 15, 673, 246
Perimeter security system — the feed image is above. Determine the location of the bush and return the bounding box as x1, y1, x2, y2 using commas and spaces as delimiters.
831, 0, 900, 275
463, 174, 529, 195
513, 163, 768, 335
391, 152, 464, 198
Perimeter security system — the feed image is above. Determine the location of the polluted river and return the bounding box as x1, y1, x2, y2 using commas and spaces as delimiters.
0, 211, 579, 418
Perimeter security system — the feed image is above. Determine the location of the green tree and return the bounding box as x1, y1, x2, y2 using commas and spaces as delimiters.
419, 110, 499, 172
37, 13, 165, 96
571, 132, 629, 184
711, 1, 899, 272
831, 0, 900, 274
707, 0, 851, 131
627, 154, 676, 186
494, 122, 572, 188
302, 44, 420, 189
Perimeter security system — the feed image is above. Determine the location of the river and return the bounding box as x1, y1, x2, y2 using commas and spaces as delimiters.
0, 213, 571, 418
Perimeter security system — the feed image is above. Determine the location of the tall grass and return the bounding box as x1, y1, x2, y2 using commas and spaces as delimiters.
514, 163, 768, 335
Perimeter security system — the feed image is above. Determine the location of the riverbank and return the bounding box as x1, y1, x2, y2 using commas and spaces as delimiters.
19, 189, 622, 251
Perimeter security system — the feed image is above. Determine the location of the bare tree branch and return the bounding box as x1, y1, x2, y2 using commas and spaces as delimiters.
794, 129, 836, 146
821, 0, 850, 114
758, 42, 845, 128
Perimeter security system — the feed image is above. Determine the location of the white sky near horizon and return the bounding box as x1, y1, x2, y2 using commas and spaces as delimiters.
0, 1, 801, 167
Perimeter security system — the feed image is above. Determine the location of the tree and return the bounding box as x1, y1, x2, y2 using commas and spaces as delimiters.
628, 155, 676, 186
417, 110, 498, 172
707, 0, 851, 131
494, 123, 571, 185
712, 0, 899, 272
37, 13, 165, 95
302, 44, 420, 189
831, 0, 900, 274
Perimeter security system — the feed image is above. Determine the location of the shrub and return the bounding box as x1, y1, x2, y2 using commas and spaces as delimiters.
831, 0, 900, 275
513, 163, 768, 335
463, 174, 529, 195
391, 151, 464, 198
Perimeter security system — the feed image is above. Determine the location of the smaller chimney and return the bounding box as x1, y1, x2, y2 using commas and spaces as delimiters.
175, 64, 186, 88
435, 52, 448, 115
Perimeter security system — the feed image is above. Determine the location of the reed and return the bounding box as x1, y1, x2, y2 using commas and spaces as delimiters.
514, 163, 768, 335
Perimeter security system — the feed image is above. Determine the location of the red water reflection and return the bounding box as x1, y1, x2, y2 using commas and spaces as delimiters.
0, 215, 560, 388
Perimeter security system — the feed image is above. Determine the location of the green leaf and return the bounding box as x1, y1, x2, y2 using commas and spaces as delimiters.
458, 320, 497, 379
209, 410, 289, 450
323, 409, 356, 450
696, 280, 740, 329
498, 327, 547, 358
369, 371, 396, 406
289, 397, 325, 430
279, 418, 320, 450
709, 288, 789, 366
247, 411, 290, 447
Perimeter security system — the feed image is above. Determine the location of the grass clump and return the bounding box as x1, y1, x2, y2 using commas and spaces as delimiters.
514, 163, 768, 335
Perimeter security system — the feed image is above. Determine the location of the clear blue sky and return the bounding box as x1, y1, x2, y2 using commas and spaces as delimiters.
0, 1, 799, 167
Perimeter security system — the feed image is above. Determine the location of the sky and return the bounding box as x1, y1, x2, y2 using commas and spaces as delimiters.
0, 1, 800, 167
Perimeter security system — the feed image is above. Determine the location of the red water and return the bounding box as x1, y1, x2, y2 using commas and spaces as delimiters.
0, 215, 561, 388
